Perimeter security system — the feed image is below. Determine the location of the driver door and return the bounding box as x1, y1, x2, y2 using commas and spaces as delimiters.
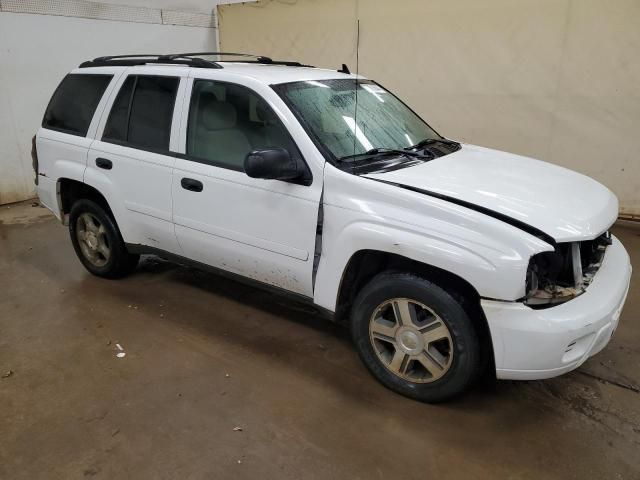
171, 77, 321, 297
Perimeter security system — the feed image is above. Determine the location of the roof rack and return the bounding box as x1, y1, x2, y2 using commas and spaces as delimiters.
79, 52, 313, 69
179, 52, 314, 67
79, 53, 222, 69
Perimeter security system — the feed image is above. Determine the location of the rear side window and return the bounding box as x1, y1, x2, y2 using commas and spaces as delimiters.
42, 74, 112, 136
103, 75, 179, 151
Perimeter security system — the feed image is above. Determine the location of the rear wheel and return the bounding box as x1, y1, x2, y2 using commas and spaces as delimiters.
69, 199, 138, 278
351, 272, 481, 402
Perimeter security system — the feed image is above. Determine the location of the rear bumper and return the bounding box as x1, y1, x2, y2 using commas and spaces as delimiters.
37, 175, 61, 220
483, 235, 631, 380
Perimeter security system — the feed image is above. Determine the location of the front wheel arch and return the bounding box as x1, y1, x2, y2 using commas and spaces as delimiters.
335, 250, 495, 377
351, 271, 482, 402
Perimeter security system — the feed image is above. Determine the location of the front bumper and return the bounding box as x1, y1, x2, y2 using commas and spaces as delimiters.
483, 235, 631, 380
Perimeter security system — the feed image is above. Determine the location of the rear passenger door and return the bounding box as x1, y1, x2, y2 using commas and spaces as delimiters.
171, 78, 322, 297
37, 71, 116, 214
87, 68, 186, 253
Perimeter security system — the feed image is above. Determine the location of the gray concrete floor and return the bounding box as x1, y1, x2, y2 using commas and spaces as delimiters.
1, 200, 639, 480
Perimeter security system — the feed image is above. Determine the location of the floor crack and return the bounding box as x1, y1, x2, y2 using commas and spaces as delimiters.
577, 370, 640, 394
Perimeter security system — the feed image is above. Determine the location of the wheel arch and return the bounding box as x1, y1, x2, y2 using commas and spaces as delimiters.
57, 178, 114, 225
333, 249, 495, 375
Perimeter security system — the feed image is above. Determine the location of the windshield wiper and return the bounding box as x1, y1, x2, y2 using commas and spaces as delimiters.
339, 148, 428, 162
405, 137, 460, 150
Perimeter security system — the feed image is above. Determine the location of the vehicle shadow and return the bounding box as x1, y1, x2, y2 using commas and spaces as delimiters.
129, 254, 522, 408
135, 254, 349, 340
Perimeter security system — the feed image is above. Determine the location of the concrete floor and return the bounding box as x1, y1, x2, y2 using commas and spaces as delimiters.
1, 200, 639, 480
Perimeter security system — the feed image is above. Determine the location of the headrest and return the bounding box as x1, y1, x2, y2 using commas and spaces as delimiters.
202, 100, 237, 130
199, 90, 219, 103
255, 103, 278, 124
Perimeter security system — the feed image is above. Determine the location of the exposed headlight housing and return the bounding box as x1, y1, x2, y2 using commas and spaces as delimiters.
524, 231, 611, 309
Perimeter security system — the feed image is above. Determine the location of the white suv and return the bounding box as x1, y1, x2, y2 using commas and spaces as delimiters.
34, 53, 632, 402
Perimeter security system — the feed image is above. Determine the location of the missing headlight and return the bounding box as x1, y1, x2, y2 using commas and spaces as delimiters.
524, 232, 610, 309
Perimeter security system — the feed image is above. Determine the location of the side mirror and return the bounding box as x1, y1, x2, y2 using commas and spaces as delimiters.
244, 148, 304, 182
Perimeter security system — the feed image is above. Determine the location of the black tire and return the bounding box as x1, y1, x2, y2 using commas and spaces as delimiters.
69, 199, 139, 279
351, 272, 481, 403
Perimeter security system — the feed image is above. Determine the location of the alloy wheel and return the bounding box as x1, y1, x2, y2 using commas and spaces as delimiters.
76, 212, 111, 267
369, 298, 453, 383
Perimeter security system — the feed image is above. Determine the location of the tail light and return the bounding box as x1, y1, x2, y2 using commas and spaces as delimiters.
31, 135, 38, 185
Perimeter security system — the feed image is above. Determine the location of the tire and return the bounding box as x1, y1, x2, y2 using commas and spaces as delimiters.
69, 199, 139, 279
351, 272, 481, 403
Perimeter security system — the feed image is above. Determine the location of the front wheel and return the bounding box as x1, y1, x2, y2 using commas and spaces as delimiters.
69, 199, 139, 279
351, 272, 481, 403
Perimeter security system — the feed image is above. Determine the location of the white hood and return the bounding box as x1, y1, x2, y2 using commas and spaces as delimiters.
366, 144, 618, 242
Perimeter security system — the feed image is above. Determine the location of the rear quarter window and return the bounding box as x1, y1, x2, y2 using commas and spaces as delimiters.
42, 73, 112, 136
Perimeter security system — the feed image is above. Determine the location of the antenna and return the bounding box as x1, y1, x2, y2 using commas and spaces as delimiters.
352, 18, 361, 157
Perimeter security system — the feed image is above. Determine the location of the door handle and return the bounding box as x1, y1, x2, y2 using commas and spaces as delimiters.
96, 157, 113, 170
181, 178, 203, 192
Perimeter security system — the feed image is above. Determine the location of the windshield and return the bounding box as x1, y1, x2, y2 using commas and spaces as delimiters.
275, 79, 440, 161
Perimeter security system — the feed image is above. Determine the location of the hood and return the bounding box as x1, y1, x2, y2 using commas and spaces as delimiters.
365, 144, 618, 243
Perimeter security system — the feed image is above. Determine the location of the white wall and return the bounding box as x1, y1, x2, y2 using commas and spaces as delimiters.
0, 3, 220, 204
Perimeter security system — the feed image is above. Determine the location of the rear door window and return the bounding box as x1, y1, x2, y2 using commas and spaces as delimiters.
42, 74, 112, 136
103, 75, 179, 151
102, 76, 135, 143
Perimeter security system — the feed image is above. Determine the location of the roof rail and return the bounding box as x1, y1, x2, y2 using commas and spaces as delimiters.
79, 54, 222, 69
79, 52, 313, 69
174, 52, 271, 62
174, 52, 314, 67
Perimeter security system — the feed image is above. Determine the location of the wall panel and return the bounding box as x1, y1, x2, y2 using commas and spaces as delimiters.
0, 2, 217, 204
219, 0, 640, 216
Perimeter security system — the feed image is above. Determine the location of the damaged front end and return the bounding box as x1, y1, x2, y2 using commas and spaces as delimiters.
525, 231, 612, 308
